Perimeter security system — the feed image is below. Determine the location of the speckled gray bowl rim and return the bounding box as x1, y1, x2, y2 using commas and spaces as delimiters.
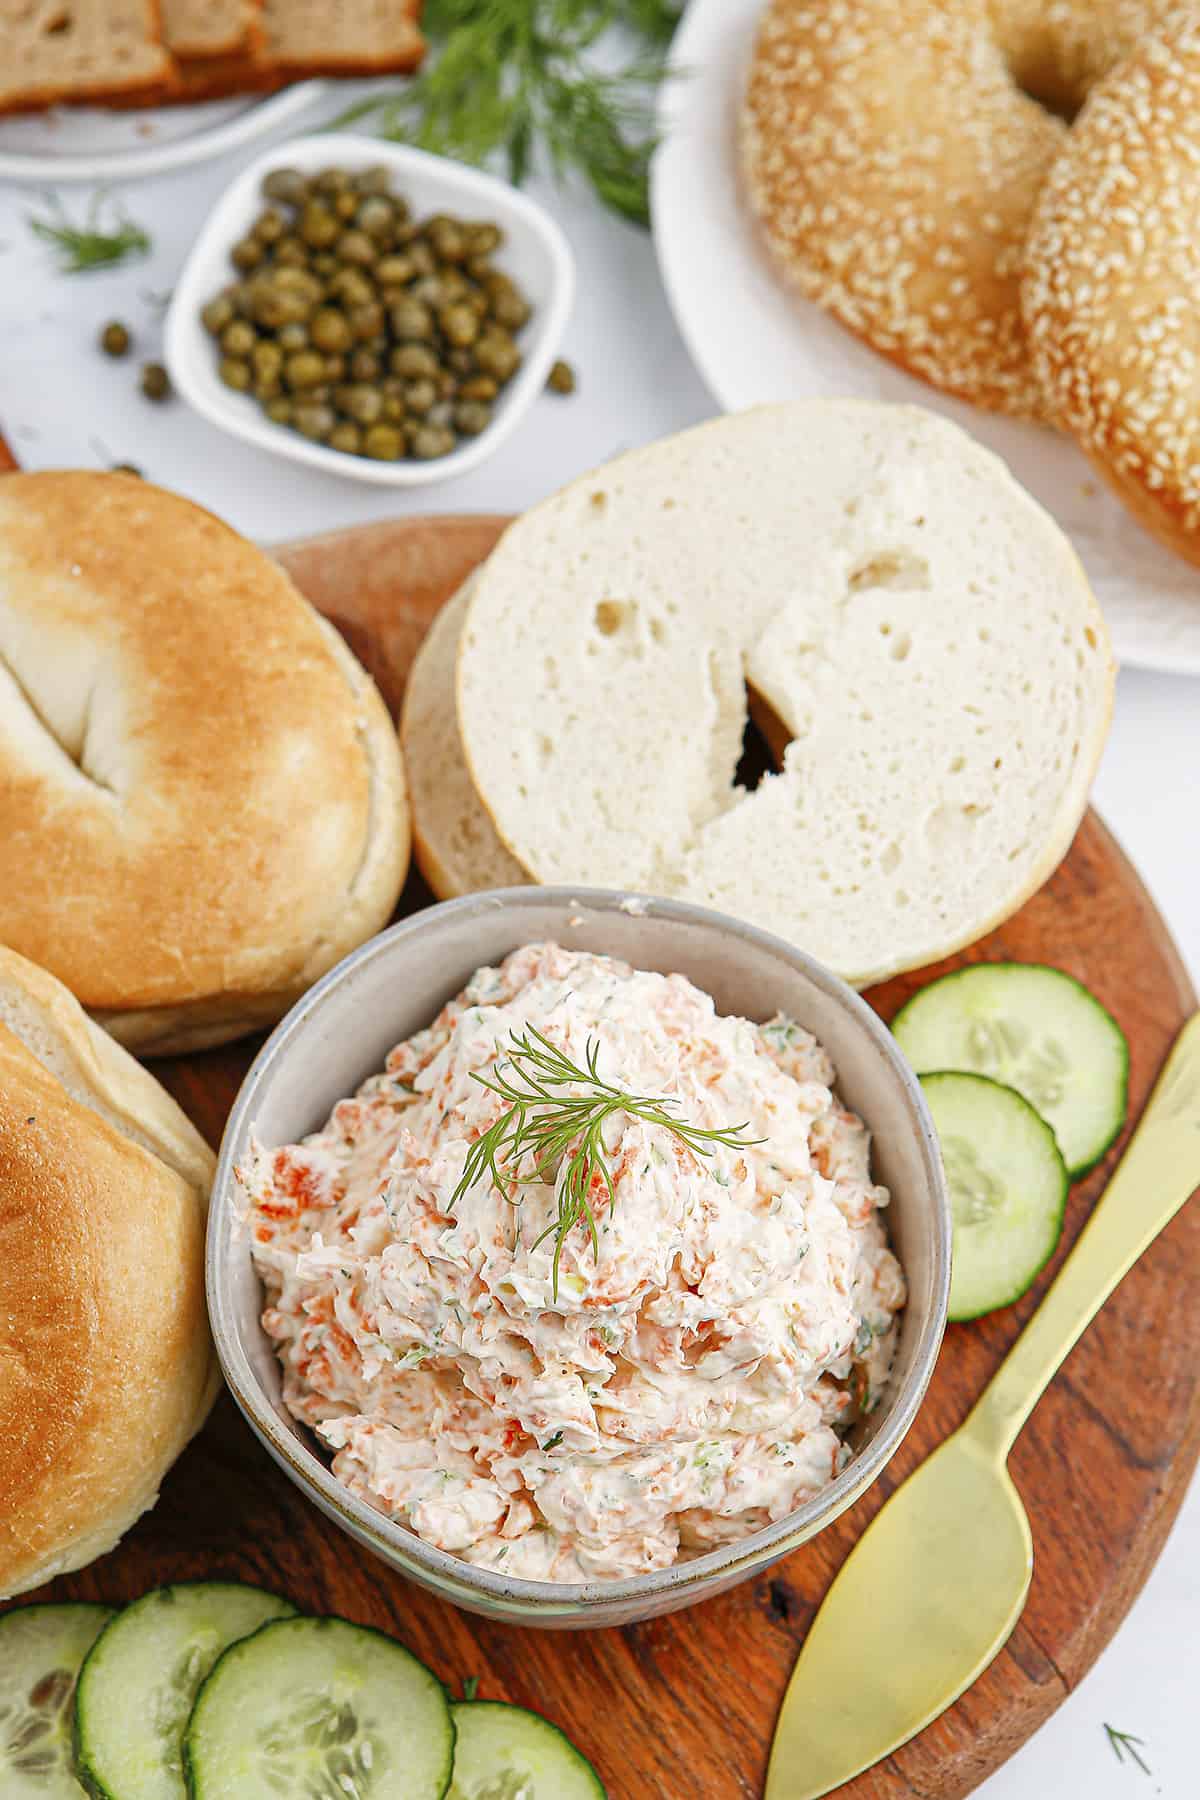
207, 887, 951, 1615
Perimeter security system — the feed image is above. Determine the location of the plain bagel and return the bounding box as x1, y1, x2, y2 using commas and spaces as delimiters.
740, 0, 1171, 417
456, 402, 1114, 988
0, 472, 409, 1054
0, 945, 217, 1600
1023, 12, 1200, 567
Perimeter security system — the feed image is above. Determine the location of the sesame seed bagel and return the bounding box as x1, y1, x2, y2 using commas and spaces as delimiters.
1023, 12, 1200, 566
739, 0, 1169, 418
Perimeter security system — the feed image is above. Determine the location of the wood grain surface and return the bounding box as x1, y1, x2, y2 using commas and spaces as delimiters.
12, 516, 1200, 1800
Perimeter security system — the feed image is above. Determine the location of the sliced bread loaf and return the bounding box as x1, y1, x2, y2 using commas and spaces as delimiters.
457, 401, 1115, 987
260, 0, 422, 73
401, 581, 530, 900
0, 0, 175, 112
162, 0, 260, 58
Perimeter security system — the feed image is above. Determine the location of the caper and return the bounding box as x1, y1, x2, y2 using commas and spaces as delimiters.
492, 289, 531, 332
314, 166, 353, 196
311, 251, 338, 277
389, 297, 433, 341
439, 302, 480, 348
300, 201, 340, 248
99, 319, 131, 357
228, 282, 255, 315
356, 194, 395, 239
454, 400, 493, 436
407, 239, 436, 277
474, 328, 521, 381
309, 307, 353, 353
328, 268, 374, 309
329, 421, 363, 455
342, 384, 384, 426
262, 167, 307, 207
350, 348, 382, 382
274, 236, 309, 267
463, 285, 490, 319
426, 400, 454, 428
436, 369, 457, 399
285, 350, 327, 390
139, 362, 171, 401
404, 378, 437, 416
231, 236, 264, 271
355, 165, 393, 195
200, 296, 234, 336
293, 401, 335, 440
447, 347, 474, 376
253, 207, 287, 244
252, 340, 284, 381
411, 422, 456, 459
389, 343, 439, 380
252, 376, 282, 402
363, 423, 403, 460
278, 321, 309, 353
409, 275, 446, 309
307, 382, 333, 404
333, 190, 360, 222
221, 319, 258, 357
428, 217, 468, 262
336, 228, 376, 266
323, 354, 347, 382
218, 357, 251, 391
264, 395, 293, 424
249, 281, 311, 331
374, 253, 414, 287
381, 393, 406, 423
348, 302, 385, 342
546, 358, 576, 395
459, 374, 498, 401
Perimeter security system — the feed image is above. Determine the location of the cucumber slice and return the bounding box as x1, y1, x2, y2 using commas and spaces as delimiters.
74, 1583, 296, 1800
0, 1604, 114, 1798
448, 1700, 605, 1799
922, 1071, 1068, 1321
893, 963, 1128, 1176
183, 1615, 455, 1800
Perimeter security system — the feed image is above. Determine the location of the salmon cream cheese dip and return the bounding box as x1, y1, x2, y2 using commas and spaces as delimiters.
238, 943, 906, 1581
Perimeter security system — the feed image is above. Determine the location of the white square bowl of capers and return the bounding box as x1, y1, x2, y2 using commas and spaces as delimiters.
164, 134, 575, 484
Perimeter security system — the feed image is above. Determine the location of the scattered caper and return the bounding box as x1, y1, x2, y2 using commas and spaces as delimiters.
547, 358, 576, 395
140, 362, 170, 401
99, 320, 131, 357
363, 423, 404, 460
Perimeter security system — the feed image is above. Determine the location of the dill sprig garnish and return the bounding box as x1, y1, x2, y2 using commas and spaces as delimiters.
27, 191, 150, 274
328, 0, 681, 226
450, 1025, 761, 1297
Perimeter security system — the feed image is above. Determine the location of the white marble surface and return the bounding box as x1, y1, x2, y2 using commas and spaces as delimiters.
0, 78, 1195, 1800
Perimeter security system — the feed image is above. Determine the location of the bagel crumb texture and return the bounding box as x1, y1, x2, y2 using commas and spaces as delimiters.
739, 0, 1169, 418
1022, 9, 1200, 564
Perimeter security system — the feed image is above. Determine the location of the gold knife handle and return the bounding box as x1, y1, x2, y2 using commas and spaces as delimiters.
964, 1010, 1200, 1465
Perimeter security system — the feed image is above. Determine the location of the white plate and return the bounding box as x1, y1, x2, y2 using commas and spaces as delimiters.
652, 0, 1200, 679
0, 83, 326, 183
166, 134, 575, 487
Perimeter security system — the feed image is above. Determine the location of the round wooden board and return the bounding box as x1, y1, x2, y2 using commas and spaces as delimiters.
13, 516, 1200, 1800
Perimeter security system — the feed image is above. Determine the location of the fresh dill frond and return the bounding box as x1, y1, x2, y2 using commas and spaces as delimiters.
27, 190, 151, 274
1103, 1724, 1151, 1776
328, 0, 681, 226
449, 1025, 762, 1297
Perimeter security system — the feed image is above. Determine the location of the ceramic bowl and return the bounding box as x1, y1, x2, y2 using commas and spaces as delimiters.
165, 134, 574, 486
207, 888, 950, 1627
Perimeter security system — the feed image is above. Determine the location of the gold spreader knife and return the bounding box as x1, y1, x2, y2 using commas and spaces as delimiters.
766, 1011, 1200, 1800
